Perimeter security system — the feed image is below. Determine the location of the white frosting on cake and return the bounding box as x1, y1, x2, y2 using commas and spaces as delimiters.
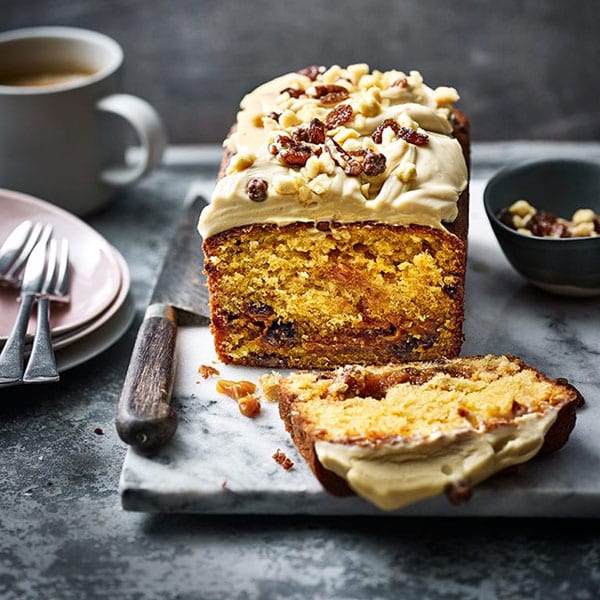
199, 65, 468, 238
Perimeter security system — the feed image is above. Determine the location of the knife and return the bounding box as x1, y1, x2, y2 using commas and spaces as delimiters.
116, 196, 210, 452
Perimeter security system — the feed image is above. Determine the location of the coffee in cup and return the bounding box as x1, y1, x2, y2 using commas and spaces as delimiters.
0, 64, 96, 88
0, 27, 167, 216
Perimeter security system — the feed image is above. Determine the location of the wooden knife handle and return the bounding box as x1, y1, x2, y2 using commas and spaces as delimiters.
116, 303, 178, 452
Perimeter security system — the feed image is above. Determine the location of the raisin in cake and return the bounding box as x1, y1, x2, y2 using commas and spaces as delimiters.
275, 355, 583, 511
199, 64, 470, 368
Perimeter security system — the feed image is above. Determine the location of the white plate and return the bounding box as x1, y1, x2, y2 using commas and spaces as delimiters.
0, 188, 122, 339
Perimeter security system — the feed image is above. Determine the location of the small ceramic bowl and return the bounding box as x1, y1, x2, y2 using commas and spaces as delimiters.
484, 158, 600, 296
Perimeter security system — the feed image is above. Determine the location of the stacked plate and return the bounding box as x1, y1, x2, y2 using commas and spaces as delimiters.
0, 189, 135, 374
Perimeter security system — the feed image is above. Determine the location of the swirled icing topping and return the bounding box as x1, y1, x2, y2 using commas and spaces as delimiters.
199, 64, 468, 239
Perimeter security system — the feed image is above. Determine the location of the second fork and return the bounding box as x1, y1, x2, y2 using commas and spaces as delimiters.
23, 239, 70, 383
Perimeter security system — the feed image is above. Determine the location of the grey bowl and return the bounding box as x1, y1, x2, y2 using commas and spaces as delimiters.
483, 158, 600, 296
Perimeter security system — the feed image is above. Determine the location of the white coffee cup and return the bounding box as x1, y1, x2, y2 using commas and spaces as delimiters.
0, 26, 167, 216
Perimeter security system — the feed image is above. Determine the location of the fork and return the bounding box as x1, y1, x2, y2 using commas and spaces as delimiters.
0, 229, 52, 384
0, 221, 51, 286
22, 239, 70, 383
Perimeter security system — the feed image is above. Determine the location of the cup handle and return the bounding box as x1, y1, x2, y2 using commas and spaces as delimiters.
96, 93, 167, 187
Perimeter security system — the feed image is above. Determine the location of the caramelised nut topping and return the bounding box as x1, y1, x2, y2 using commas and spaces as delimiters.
311, 84, 350, 105
296, 65, 325, 81
325, 137, 363, 176
280, 87, 304, 99
324, 104, 354, 130
199, 64, 468, 239
269, 134, 314, 167
292, 118, 326, 144
371, 120, 429, 146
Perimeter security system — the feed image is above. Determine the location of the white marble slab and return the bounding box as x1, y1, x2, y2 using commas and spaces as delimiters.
119, 178, 600, 516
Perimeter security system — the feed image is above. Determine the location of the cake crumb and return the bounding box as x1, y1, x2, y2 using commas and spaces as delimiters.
272, 449, 294, 470
221, 480, 228, 489
199, 364, 220, 378
258, 373, 282, 402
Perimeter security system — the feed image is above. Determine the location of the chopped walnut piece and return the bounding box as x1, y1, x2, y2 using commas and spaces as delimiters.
312, 84, 348, 98
258, 373, 281, 402
397, 126, 429, 146
320, 91, 349, 105
280, 87, 304, 99
324, 137, 363, 176
572, 209, 596, 225
311, 84, 349, 105
270, 134, 314, 168
372, 120, 429, 146
371, 119, 400, 143
390, 77, 409, 89
281, 147, 312, 167
297, 65, 324, 81
198, 364, 220, 379
325, 104, 353, 130
226, 152, 256, 174
272, 449, 294, 470
293, 118, 326, 144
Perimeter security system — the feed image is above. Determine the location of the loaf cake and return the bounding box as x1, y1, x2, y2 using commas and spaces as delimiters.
275, 355, 583, 510
199, 64, 470, 368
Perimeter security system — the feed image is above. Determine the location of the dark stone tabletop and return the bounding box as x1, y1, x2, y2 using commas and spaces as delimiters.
1, 143, 599, 600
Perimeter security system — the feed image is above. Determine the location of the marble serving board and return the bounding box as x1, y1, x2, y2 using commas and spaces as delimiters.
119, 180, 600, 516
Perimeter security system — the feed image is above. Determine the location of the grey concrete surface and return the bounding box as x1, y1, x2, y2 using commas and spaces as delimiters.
3, 0, 600, 143
1, 143, 600, 600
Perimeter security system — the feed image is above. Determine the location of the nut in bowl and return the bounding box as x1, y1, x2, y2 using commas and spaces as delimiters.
483, 158, 600, 296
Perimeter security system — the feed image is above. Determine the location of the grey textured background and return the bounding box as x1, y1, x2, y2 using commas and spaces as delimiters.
3, 0, 600, 143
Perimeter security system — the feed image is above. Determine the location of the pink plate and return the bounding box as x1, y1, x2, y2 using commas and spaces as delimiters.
51, 244, 131, 350
0, 188, 122, 339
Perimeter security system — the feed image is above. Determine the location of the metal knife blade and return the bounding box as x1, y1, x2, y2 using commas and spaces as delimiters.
116, 196, 211, 452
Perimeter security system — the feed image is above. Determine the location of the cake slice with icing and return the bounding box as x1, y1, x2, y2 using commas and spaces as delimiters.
274, 355, 583, 511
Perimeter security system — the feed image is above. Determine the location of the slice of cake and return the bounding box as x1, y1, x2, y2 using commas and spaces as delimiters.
199, 64, 470, 368
275, 355, 583, 511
